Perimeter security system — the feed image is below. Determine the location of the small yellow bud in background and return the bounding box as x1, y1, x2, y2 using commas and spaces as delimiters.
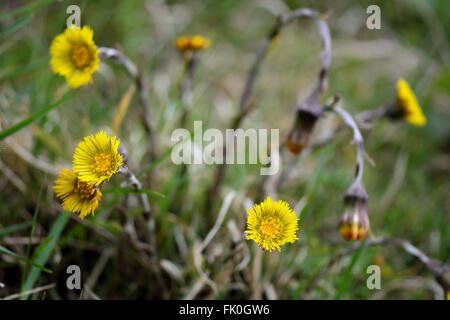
173, 35, 210, 52
174, 36, 190, 52
190, 35, 210, 51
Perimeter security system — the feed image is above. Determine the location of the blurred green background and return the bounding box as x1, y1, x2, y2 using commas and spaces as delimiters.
0, 0, 449, 299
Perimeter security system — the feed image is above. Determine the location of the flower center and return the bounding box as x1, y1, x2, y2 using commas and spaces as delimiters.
71, 44, 92, 69
259, 217, 283, 239
93, 153, 114, 176
74, 180, 97, 200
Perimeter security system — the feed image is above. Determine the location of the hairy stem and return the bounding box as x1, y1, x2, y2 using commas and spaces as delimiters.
207, 8, 330, 208
99, 47, 156, 163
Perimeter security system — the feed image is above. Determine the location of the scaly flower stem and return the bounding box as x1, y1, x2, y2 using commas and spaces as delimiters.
207, 8, 330, 209
119, 165, 159, 271
173, 52, 201, 214
355, 103, 393, 129
333, 104, 367, 184
99, 47, 157, 163
327, 97, 374, 185
179, 52, 199, 127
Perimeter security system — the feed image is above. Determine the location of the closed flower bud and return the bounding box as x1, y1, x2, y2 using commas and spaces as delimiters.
339, 184, 370, 241
173, 35, 210, 52
286, 109, 318, 155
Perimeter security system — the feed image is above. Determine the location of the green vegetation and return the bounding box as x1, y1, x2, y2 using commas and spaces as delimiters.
0, 0, 448, 300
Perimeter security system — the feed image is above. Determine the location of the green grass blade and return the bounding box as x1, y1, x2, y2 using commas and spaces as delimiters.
0, 91, 79, 141
0, 0, 57, 20
0, 222, 32, 238
335, 240, 366, 299
158, 165, 182, 219
0, 14, 30, 38
20, 211, 71, 299
102, 187, 166, 198
0, 57, 49, 82
21, 175, 46, 287
0, 245, 52, 273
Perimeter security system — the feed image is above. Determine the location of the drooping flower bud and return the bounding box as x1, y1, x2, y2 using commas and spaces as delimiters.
286, 109, 319, 155
339, 184, 369, 241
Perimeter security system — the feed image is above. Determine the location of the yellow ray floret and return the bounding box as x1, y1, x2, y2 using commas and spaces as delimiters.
245, 197, 299, 252
396, 78, 426, 126
50, 26, 100, 89
73, 131, 123, 186
53, 168, 102, 219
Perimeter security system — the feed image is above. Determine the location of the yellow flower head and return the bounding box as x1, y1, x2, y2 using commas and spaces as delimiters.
396, 78, 426, 126
53, 168, 102, 219
245, 197, 299, 252
189, 35, 210, 51
73, 131, 123, 186
173, 36, 190, 51
50, 26, 100, 89
173, 35, 210, 52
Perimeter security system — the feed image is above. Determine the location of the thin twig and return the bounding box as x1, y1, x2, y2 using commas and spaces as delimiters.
83, 284, 101, 300
83, 247, 115, 296
4, 139, 58, 176
198, 191, 236, 254
1, 283, 55, 300
0, 158, 26, 193
190, 192, 236, 299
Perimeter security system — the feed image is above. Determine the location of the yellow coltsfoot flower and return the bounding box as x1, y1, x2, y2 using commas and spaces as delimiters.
50, 26, 100, 89
189, 35, 210, 51
173, 35, 210, 52
53, 168, 102, 219
73, 131, 123, 186
396, 78, 426, 126
173, 36, 191, 52
245, 197, 299, 252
